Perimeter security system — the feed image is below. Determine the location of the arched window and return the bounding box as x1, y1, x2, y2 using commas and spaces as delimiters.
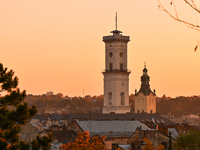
108, 92, 112, 105
121, 92, 125, 105
149, 99, 151, 103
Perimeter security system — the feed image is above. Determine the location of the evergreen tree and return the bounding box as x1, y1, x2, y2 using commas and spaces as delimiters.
0, 63, 52, 149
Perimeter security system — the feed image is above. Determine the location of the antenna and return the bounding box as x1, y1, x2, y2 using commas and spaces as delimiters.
115, 12, 117, 30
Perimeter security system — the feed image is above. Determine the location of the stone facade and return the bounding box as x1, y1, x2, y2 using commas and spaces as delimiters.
134, 66, 156, 114
102, 29, 130, 114
66, 120, 83, 133
19, 123, 40, 143
128, 128, 176, 149
104, 137, 130, 150
135, 92, 156, 114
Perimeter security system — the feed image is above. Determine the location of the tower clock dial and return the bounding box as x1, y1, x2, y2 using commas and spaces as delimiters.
120, 52, 124, 57
109, 52, 113, 57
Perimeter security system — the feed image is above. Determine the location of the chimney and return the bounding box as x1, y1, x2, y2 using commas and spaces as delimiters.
156, 124, 158, 130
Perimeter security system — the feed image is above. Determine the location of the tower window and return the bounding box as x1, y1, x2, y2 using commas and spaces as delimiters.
149, 99, 151, 103
152, 99, 154, 103
120, 63, 123, 71
121, 92, 125, 105
109, 63, 113, 71
108, 92, 112, 105
108, 92, 112, 99
110, 45, 112, 47
138, 99, 139, 103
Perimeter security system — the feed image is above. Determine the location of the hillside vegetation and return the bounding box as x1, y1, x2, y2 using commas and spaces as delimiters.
25, 93, 200, 116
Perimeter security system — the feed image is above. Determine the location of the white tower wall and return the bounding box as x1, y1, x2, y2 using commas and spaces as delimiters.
102, 30, 131, 114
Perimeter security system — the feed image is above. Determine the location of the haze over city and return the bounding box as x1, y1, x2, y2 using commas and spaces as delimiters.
0, 0, 200, 98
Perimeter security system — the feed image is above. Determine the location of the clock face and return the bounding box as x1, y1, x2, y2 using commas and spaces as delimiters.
120, 52, 124, 57
109, 52, 113, 57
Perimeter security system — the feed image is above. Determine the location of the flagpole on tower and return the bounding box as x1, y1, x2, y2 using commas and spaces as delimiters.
115, 12, 117, 30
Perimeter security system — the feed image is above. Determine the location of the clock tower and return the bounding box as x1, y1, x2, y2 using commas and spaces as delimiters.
102, 15, 131, 114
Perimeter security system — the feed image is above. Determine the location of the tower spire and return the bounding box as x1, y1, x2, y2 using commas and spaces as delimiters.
144, 62, 146, 68
115, 12, 117, 30
110, 12, 122, 35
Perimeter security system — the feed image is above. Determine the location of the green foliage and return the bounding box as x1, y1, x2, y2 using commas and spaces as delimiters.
0, 63, 51, 150
31, 133, 53, 150
173, 130, 200, 150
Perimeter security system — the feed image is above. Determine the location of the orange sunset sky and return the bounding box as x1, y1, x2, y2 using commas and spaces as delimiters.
0, 0, 200, 98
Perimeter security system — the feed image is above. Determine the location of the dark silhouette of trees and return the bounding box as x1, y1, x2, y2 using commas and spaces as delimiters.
0, 63, 52, 149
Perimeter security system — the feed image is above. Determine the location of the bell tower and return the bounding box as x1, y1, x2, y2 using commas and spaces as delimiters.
102, 14, 131, 114
134, 64, 156, 114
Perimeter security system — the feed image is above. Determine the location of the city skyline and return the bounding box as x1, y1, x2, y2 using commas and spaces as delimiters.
0, 0, 200, 98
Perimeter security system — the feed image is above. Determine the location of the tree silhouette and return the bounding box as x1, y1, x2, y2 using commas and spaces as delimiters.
0, 63, 52, 149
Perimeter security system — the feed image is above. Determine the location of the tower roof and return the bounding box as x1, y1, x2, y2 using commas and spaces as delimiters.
103, 13, 130, 42
143, 68, 148, 72
135, 64, 155, 96
110, 29, 123, 34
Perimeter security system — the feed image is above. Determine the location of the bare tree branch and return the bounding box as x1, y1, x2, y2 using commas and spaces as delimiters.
189, 0, 197, 9
183, 0, 200, 13
158, 0, 200, 31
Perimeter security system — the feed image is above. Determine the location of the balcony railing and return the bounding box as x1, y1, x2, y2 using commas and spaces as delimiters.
102, 69, 131, 73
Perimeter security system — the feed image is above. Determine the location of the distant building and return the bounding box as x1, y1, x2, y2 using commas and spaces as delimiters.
67, 119, 176, 150
134, 64, 156, 114
47, 91, 53, 96
85, 95, 91, 99
19, 123, 40, 143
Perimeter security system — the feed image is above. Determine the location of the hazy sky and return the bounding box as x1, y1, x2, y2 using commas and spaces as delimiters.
0, 0, 200, 98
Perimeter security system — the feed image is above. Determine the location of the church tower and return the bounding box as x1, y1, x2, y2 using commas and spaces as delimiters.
102, 14, 130, 114
134, 64, 156, 114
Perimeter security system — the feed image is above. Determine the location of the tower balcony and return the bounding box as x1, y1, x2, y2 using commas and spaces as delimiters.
103, 34, 130, 42
102, 69, 131, 74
